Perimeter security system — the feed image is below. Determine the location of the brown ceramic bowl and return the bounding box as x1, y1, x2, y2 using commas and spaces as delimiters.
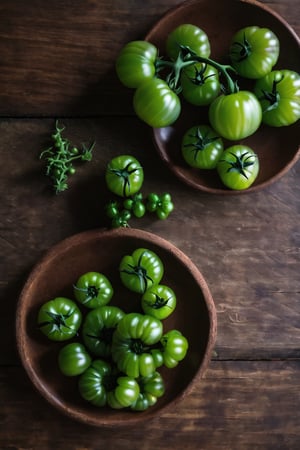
146, 0, 300, 194
16, 228, 217, 427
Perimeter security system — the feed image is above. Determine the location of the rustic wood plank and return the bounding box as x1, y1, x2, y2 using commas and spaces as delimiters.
1, 118, 300, 364
0, 0, 183, 117
1, 362, 299, 449
0, 0, 298, 117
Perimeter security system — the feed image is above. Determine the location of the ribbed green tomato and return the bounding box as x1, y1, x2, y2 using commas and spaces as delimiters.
73, 271, 113, 309
58, 342, 92, 376
181, 63, 220, 106
78, 359, 112, 407
131, 371, 165, 411
82, 305, 125, 358
107, 376, 140, 409
37, 297, 82, 341
253, 69, 300, 127
181, 124, 223, 169
115, 40, 158, 88
119, 247, 164, 294
229, 26, 280, 79
141, 284, 176, 320
166, 23, 211, 60
133, 78, 181, 128
111, 313, 163, 378
217, 145, 259, 190
160, 329, 189, 369
105, 154, 144, 198
209, 91, 262, 140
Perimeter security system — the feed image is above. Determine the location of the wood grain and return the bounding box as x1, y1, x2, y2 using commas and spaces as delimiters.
0, 0, 299, 448
1, 362, 300, 449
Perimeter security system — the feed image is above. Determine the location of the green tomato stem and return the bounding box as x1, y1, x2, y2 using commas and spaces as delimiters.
155, 45, 238, 94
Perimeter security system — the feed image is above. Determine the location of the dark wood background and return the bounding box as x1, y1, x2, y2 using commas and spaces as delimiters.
1, 0, 299, 448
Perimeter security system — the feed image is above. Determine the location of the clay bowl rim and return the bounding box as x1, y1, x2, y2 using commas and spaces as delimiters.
145, 0, 300, 195
16, 227, 217, 427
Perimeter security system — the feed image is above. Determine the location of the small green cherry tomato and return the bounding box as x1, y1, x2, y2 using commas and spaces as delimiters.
217, 145, 259, 190
181, 124, 223, 169
133, 78, 181, 128
181, 63, 220, 106
58, 342, 92, 376
123, 192, 146, 218
146, 192, 174, 220
115, 40, 158, 88
82, 305, 125, 358
73, 271, 114, 309
253, 69, 300, 127
166, 23, 211, 60
141, 284, 177, 320
119, 247, 164, 294
105, 155, 144, 197
37, 297, 82, 341
209, 91, 262, 140
229, 26, 280, 79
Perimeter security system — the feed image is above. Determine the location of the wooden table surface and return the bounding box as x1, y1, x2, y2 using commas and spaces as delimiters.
1, 0, 299, 448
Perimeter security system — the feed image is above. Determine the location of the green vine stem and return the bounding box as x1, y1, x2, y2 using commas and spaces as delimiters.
156, 45, 238, 94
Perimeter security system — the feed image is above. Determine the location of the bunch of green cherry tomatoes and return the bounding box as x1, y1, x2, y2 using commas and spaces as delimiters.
116, 24, 300, 190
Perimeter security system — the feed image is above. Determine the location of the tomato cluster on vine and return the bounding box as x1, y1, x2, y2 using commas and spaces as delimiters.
116, 24, 300, 190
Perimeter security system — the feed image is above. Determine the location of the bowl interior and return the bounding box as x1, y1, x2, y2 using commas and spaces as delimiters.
16, 228, 216, 427
146, 0, 300, 194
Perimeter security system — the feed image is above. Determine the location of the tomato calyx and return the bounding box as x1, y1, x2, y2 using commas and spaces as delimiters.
107, 161, 143, 197
230, 33, 251, 62
257, 74, 284, 113
38, 310, 73, 332
145, 294, 172, 310
130, 338, 150, 355
183, 126, 220, 160
120, 262, 153, 293
73, 284, 100, 303
221, 151, 257, 179
86, 326, 115, 345
185, 63, 216, 86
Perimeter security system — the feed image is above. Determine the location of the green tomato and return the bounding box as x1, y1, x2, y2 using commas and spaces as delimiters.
107, 376, 140, 409
111, 313, 163, 378
131, 371, 165, 411
115, 40, 158, 88
105, 155, 144, 197
133, 78, 181, 128
181, 124, 223, 169
181, 63, 220, 106
209, 91, 262, 140
58, 342, 92, 377
141, 284, 176, 320
166, 23, 211, 60
82, 305, 125, 358
78, 359, 112, 407
253, 69, 300, 127
37, 297, 82, 341
217, 145, 259, 190
229, 26, 280, 79
73, 271, 113, 309
160, 329, 189, 369
119, 247, 164, 294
